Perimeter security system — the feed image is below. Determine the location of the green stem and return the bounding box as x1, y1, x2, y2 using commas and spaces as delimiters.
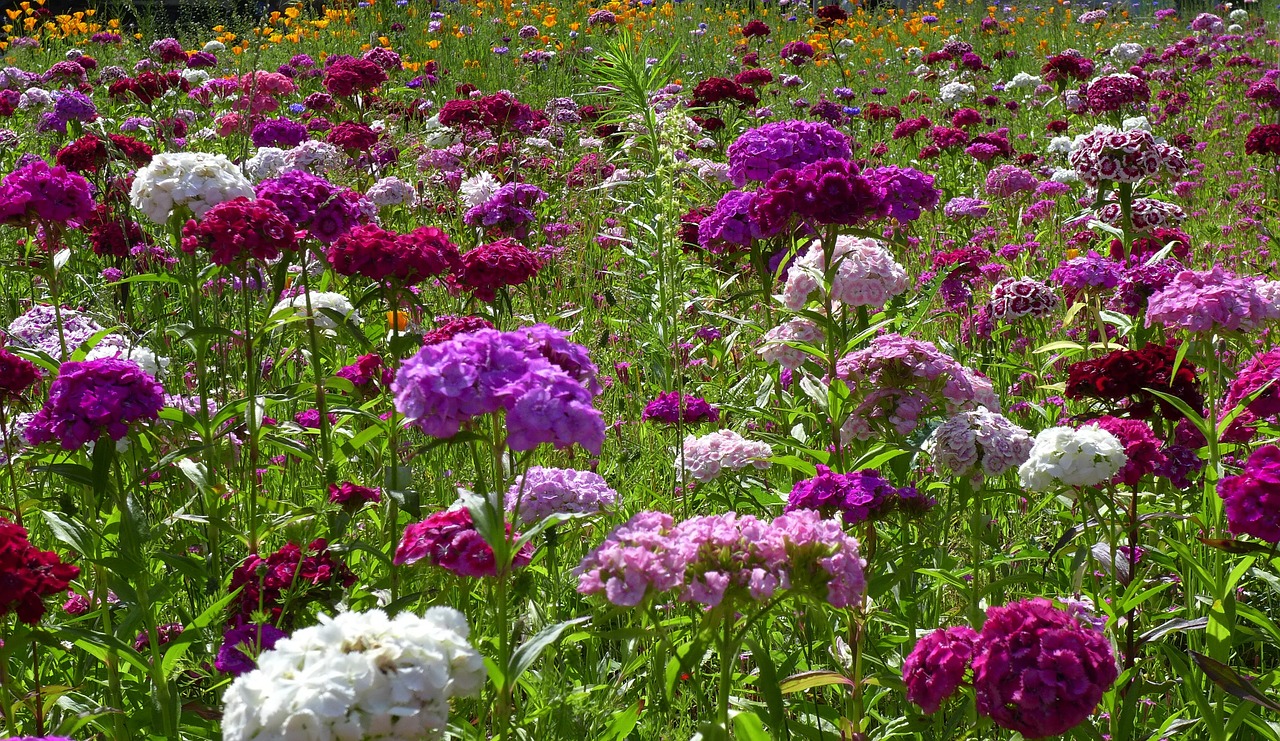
299, 265, 334, 484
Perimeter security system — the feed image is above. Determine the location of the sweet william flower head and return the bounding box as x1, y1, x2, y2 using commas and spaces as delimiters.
130, 152, 254, 224
1017, 425, 1127, 491
220, 608, 483, 741
25, 359, 164, 451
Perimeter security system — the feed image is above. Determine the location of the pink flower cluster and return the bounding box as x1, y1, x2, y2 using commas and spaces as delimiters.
781, 236, 908, 311
1145, 266, 1280, 333
835, 334, 999, 440
987, 277, 1059, 322
575, 509, 865, 609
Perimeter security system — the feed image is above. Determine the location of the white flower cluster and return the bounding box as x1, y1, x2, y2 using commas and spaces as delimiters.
758, 319, 824, 370
271, 291, 361, 331
459, 172, 499, 208
680, 429, 773, 483
1005, 72, 1042, 93
366, 176, 418, 209
939, 81, 976, 105
1110, 42, 1145, 65
244, 147, 291, 182
130, 152, 255, 224
286, 140, 345, 174
221, 608, 484, 741
925, 409, 1033, 479
86, 334, 168, 379
1017, 426, 1127, 491
781, 236, 909, 311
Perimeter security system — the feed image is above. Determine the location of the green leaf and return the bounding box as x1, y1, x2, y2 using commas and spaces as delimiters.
33, 463, 95, 488
1189, 651, 1280, 714
41, 510, 96, 557
162, 590, 238, 678
1139, 617, 1208, 646
779, 670, 854, 694
506, 616, 592, 687
731, 710, 772, 741
601, 701, 643, 740
746, 637, 787, 735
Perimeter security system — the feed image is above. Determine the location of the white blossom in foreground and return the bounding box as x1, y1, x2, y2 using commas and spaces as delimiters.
221, 608, 483, 741
680, 429, 773, 483
130, 152, 255, 224
1018, 426, 1126, 491
85, 334, 168, 379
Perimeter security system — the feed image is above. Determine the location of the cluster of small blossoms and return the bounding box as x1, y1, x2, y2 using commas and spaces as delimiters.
758, 319, 824, 369
987, 277, 1060, 322
835, 334, 999, 440
576, 509, 865, 609
925, 410, 1034, 479
781, 236, 909, 311
680, 429, 773, 482
1067, 126, 1186, 187
505, 466, 619, 525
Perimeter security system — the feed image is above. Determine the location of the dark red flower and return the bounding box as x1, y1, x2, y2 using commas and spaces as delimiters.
181, 197, 297, 267
1064, 343, 1202, 420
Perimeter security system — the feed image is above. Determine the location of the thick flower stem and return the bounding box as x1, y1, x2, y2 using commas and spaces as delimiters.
1117, 181, 1135, 262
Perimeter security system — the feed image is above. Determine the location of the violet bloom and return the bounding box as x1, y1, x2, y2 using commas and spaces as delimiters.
393, 324, 604, 453
25, 359, 164, 450
642, 391, 720, 425
215, 623, 286, 676
256, 171, 362, 244
462, 183, 548, 238
725, 120, 851, 185
785, 465, 917, 525
1049, 251, 1122, 301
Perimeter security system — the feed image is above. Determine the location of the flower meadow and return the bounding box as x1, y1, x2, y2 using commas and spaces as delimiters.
1, 0, 1280, 739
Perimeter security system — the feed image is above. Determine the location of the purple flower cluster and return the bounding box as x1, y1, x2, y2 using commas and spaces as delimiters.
395, 507, 534, 577
255, 171, 363, 244
984, 165, 1039, 197
25, 359, 164, 450
725, 120, 851, 185
505, 466, 618, 525
1217, 445, 1280, 543
642, 391, 720, 425
698, 190, 760, 252
785, 465, 920, 525
215, 623, 287, 676
463, 182, 548, 238
835, 334, 999, 440
392, 324, 605, 453
905, 598, 1118, 738
1050, 251, 1123, 301
575, 508, 865, 609
250, 117, 308, 148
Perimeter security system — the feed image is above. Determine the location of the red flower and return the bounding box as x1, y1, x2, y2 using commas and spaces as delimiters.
181, 197, 297, 267
422, 315, 495, 346
0, 519, 79, 625
327, 224, 459, 285
55, 135, 108, 173
326, 121, 379, 152
450, 238, 542, 302
742, 20, 771, 38
228, 539, 353, 627
1246, 124, 1280, 157
0, 347, 40, 400
322, 58, 387, 97
1064, 343, 1202, 420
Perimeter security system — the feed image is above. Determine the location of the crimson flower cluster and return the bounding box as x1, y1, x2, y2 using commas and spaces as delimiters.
0, 519, 79, 624
1245, 124, 1280, 156
394, 507, 533, 578
327, 224, 460, 285
228, 539, 354, 627
0, 347, 40, 400
1064, 343, 1202, 420
181, 197, 298, 267
905, 599, 1117, 738
322, 56, 387, 97
450, 238, 542, 301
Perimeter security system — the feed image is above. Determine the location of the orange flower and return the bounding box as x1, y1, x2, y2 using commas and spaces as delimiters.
387, 312, 410, 332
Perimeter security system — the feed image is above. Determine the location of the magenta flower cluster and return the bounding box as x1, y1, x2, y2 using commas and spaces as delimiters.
255, 170, 363, 244
904, 598, 1118, 739
394, 507, 534, 578
575, 508, 865, 609
26, 358, 164, 450
784, 465, 920, 526
1216, 444, 1280, 543
0, 159, 95, 226
392, 324, 605, 453
463, 182, 548, 238
641, 391, 720, 425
